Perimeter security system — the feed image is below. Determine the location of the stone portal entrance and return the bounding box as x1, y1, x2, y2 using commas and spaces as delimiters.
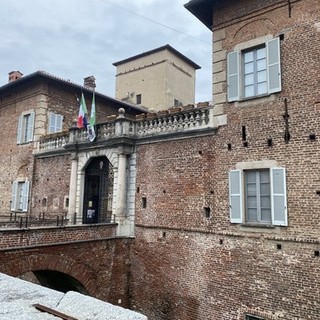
83, 156, 113, 224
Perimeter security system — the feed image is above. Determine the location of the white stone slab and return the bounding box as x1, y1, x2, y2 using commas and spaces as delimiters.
0, 273, 64, 319
0, 273, 147, 320
56, 291, 147, 320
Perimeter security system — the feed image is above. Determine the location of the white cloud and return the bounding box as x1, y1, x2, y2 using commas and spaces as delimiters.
0, 0, 212, 102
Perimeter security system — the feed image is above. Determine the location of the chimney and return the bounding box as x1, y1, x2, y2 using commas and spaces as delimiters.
8, 71, 23, 83
83, 76, 96, 90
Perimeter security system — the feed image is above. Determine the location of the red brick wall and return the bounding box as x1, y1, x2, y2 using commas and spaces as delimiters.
130, 0, 320, 319
135, 139, 215, 230
0, 81, 40, 216
32, 154, 71, 219
132, 228, 320, 320
215, 0, 320, 237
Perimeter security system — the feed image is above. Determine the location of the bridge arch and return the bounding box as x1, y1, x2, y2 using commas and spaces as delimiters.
0, 253, 97, 296
23, 269, 88, 294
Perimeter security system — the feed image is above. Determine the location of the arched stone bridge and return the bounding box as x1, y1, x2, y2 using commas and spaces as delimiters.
0, 224, 133, 307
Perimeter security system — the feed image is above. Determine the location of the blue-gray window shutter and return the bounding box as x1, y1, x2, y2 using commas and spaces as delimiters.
271, 168, 287, 226
229, 170, 243, 223
49, 113, 63, 133
227, 51, 239, 102
267, 38, 281, 94
11, 181, 18, 210
17, 115, 22, 144
49, 112, 55, 133
27, 112, 35, 142
22, 181, 30, 212
57, 114, 63, 132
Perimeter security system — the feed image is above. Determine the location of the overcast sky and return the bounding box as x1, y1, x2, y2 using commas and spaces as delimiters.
0, 0, 212, 102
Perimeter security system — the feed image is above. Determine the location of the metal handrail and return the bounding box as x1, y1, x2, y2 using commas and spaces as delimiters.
0, 211, 116, 228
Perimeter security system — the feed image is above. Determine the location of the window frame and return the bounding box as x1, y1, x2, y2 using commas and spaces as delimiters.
227, 37, 281, 102
229, 167, 287, 226
48, 112, 63, 134
242, 45, 267, 98
17, 111, 35, 144
11, 181, 30, 212
244, 169, 271, 224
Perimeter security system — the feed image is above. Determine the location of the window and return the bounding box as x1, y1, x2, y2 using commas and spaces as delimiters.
17, 112, 35, 144
227, 37, 281, 101
245, 170, 271, 223
48, 112, 63, 134
229, 168, 287, 226
136, 94, 142, 105
243, 47, 267, 98
11, 181, 30, 212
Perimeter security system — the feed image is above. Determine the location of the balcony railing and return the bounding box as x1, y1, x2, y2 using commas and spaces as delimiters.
38, 135, 69, 152
135, 107, 210, 136
36, 104, 225, 154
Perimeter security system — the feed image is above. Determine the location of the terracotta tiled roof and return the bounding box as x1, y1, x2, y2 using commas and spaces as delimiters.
0, 70, 148, 113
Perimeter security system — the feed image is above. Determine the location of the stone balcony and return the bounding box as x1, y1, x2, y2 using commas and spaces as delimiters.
36, 103, 226, 155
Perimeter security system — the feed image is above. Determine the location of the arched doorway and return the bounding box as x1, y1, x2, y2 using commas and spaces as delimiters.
83, 156, 114, 224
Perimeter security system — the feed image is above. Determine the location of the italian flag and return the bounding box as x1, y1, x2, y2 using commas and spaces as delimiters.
77, 93, 88, 129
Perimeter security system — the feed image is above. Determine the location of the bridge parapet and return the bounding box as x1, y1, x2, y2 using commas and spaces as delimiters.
0, 223, 117, 250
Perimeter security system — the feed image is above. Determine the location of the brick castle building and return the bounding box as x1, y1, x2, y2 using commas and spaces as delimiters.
0, 0, 319, 319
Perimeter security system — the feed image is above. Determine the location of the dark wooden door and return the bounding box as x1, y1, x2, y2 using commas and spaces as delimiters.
83, 157, 113, 224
